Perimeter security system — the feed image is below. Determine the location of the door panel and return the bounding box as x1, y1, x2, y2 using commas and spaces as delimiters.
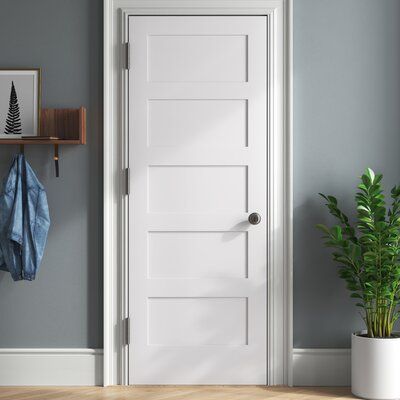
128, 16, 267, 384
148, 297, 248, 346
147, 34, 248, 82
148, 231, 248, 279
148, 99, 248, 147
148, 165, 248, 213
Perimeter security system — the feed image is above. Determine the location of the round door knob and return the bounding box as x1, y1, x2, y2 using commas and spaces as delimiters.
248, 212, 261, 225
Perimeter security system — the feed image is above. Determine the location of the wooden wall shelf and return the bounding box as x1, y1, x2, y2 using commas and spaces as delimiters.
0, 107, 86, 145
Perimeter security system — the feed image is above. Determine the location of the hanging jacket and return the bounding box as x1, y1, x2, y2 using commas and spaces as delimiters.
0, 154, 50, 281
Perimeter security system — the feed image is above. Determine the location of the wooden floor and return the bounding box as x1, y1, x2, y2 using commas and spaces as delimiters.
0, 386, 355, 399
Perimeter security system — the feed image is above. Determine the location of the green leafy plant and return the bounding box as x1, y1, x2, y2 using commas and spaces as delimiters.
317, 168, 400, 338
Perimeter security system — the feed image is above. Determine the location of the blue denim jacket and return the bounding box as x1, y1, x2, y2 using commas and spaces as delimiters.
0, 154, 50, 281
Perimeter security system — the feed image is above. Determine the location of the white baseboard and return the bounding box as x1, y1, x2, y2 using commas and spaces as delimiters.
293, 349, 351, 386
0, 348, 103, 386
0, 347, 350, 386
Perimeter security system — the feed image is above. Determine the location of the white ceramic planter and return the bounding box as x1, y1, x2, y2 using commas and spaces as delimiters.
352, 332, 400, 400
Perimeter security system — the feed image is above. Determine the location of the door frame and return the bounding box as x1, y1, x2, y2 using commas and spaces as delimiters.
104, 0, 293, 386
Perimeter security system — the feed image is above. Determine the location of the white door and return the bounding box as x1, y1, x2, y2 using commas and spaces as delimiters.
128, 16, 267, 385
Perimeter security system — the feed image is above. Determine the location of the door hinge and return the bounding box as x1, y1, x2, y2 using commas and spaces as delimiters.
124, 167, 130, 196
124, 42, 131, 70
123, 317, 130, 346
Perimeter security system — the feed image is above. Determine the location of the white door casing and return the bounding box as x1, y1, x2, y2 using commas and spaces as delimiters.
129, 16, 267, 384
103, 0, 292, 386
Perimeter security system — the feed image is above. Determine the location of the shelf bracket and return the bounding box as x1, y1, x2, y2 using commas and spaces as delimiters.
54, 144, 59, 178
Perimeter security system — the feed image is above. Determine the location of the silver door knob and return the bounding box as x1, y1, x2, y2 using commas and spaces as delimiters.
248, 212, 261, 225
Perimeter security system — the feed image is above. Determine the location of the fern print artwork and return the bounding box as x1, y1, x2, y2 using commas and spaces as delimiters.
0, 70, 40, 139
4, 81, 22, 135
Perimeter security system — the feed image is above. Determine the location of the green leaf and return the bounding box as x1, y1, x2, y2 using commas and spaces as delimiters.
331, 225, 342, 240
362, 174, 371, 187
328, 195, 338, 205
316, 224, 330, 235
366, 168, 375, 183
318, 193, 328, 201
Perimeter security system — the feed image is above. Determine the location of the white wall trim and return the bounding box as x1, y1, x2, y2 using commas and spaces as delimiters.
293, 349, 351, 387
0, 349, 103, 386
286, 0, 294, 387
104, 0, 293, 386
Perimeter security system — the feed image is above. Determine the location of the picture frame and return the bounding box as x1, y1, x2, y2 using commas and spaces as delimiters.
0, 69, 41, 138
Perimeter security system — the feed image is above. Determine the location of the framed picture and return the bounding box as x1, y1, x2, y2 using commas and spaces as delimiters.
0, 69, 41, 138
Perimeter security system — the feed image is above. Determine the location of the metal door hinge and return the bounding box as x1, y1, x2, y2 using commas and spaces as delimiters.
124, 42, 131, 70
124, 167, 130, 196
123, 317, 130, 346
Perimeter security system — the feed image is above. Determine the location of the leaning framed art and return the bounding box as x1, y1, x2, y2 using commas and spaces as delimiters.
0, 69, 41, 138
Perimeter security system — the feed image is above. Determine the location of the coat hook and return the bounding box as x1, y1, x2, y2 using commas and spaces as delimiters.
19, 144, 24, 155
54, 144, 59, 178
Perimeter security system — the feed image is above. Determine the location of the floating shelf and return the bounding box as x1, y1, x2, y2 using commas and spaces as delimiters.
0, 107, 86, 145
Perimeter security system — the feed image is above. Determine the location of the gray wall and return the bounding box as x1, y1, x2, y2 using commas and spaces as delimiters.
294, 0, 400, 348
0, 0, 103, 348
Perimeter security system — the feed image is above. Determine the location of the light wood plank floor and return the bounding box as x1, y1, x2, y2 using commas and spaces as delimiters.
0, 386, 355, 399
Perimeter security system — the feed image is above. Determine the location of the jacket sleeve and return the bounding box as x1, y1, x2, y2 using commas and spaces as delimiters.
33, 188, 50, 267
7, 162, 23, 246
0, 155, 23, 280
0, 246, 5, 269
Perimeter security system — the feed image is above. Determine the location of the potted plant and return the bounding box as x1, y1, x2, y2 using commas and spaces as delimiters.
317, 168, 400, 400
